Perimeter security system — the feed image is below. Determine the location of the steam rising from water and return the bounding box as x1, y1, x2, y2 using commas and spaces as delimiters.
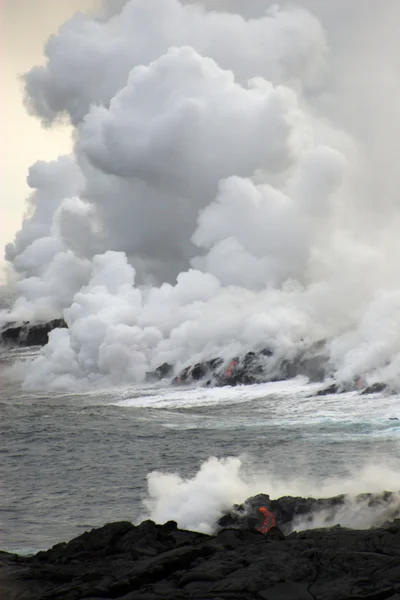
3, 0, 400, 390
142, 456, 400, 534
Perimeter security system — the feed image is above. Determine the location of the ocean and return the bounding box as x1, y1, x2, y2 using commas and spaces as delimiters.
2, 345, 400, 555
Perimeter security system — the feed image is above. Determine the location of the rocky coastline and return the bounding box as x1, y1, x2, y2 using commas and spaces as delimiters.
2, 492, 400, 600
0, 320, 390, 394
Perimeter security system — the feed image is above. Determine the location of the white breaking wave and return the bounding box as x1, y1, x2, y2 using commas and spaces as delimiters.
111, 377, 400, 430
112, 377, 316, 409
2, 0, 400, 390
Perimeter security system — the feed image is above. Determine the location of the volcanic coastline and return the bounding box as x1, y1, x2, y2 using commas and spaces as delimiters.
0, 319, 389, 395
2, 491, 400, 600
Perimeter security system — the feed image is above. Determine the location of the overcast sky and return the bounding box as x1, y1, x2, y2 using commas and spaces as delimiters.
1, 0, 100, 279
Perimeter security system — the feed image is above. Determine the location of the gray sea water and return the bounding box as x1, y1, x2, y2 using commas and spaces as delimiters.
2, 346, 400, 554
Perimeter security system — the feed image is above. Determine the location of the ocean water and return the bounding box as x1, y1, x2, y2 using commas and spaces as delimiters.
2, 346, 400, 555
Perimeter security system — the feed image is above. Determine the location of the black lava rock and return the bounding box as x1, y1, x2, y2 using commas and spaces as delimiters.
146, 362, 174, 382
361, 382, 388, 395
316, 383, 340, 396
165, 341, 329, 389
1, 319, 67, 347
2, 492, 400, 600
218, 492, 400, 536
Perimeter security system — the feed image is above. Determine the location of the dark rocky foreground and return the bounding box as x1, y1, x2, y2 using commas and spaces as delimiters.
2, 492, 400, 600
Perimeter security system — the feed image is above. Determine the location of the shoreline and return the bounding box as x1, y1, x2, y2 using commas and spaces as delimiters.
2, 518, 400, 600
2, 492, 400, 600
0, 319, 391, 395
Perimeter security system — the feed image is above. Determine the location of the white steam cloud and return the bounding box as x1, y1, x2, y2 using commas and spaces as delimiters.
3, 0, 400, 389
141, 456, 400, 534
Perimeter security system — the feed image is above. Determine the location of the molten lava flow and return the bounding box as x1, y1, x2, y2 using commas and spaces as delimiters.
176, 365, 193, 384
256, 507, 277, 534
225, 360, 238, 378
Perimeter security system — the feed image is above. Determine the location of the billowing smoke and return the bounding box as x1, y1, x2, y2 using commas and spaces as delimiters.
141, 456, 400, 534
3, 0, 400, 389
143, 457, 249, 534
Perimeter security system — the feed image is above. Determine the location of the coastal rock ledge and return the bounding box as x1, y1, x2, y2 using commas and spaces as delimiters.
2, 505, 400, 600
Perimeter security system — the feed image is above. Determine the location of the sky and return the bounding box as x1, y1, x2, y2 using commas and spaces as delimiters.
1, 0, 99, 280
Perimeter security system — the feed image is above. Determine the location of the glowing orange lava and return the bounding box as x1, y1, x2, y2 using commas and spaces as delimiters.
225, 360, 238, 377
256, 507, 276, 533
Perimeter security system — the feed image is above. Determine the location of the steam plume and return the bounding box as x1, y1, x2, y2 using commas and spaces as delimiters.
3, 0, 400, 390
